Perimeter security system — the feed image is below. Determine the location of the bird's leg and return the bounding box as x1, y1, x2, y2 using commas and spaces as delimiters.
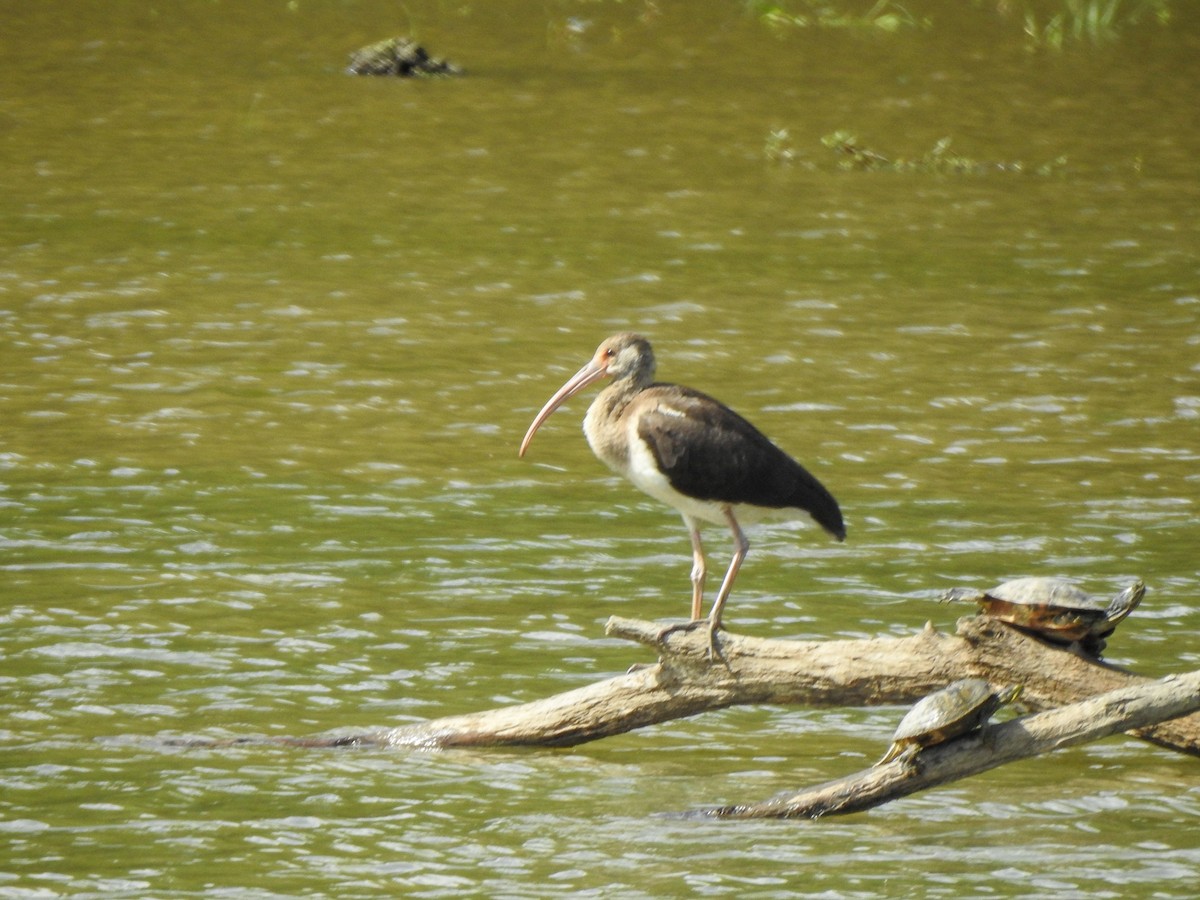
655, 516, 710, 646
686, 515, 706, 621
706, 507, 749, 649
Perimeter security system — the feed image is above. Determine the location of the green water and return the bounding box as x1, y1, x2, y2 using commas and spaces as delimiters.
2, 1, 1199, 896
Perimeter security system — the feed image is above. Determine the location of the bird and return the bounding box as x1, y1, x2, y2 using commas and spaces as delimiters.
518, 333, 845, 657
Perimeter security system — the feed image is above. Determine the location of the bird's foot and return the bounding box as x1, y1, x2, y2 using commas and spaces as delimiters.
704, 619, 728, 666
656, 618, 726, 665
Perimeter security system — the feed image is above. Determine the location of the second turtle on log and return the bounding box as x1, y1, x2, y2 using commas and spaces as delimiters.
943, 577, 1144, 656
876, 678, 1021, 766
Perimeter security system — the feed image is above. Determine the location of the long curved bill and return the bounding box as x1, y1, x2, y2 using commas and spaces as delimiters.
518, 358, 609, 457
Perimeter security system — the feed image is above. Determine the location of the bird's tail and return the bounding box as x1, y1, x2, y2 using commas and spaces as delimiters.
794, 474, 845, 542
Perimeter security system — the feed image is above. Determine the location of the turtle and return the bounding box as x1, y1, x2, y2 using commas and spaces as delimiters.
942, 577, 1144, 654
876, 678, 1021, 766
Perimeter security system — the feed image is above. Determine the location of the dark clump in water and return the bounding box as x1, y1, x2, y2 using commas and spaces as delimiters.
346, 37, 463, 77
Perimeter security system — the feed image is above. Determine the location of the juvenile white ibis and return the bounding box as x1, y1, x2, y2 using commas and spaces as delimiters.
518, 333, 845, 656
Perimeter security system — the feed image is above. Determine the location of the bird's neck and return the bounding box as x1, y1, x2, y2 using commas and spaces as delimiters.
583, 378, 644, 473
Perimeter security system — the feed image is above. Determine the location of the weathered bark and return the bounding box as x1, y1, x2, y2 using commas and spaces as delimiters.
695, 669, 1200, 819
345, 618, 957, 750
302, 614, 1200, 757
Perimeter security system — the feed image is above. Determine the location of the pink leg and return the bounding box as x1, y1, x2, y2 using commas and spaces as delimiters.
706, 507, 749, 634
685, 515, 706, 621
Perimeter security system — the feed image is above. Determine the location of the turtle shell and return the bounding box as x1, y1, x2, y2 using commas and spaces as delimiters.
876, 678, 1020, 766
943, 577, 1145, 645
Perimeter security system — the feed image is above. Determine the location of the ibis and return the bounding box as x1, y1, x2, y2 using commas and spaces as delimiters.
519, 333, 845, 656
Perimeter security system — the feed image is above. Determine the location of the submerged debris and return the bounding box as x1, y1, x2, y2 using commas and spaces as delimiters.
821, 131, 1066, 175
347, 37, 462, 77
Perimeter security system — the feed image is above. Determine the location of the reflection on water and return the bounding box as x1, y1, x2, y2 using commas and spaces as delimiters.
3, 0, 1199, 896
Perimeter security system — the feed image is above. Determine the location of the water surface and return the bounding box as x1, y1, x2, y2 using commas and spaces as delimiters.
2, 1, 1199, 896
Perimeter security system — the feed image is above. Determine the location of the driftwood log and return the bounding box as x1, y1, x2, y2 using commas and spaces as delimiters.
182, 613, 1198, 814
317, 615, 1200, 757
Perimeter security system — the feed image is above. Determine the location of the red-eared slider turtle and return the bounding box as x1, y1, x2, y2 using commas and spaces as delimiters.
942, 577, 1144, 654
876, 678, 1021, 766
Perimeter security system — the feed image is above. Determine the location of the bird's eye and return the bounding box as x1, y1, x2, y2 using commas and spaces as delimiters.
604, 347, 616, 359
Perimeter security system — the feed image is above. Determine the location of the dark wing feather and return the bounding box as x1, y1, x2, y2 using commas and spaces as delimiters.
636, 385, 845, 540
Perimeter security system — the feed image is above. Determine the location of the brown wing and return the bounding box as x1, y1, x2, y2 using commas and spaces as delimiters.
636, 385, 845, 540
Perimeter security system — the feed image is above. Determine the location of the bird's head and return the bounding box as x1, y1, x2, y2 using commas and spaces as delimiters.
599, 332, 655, 383
518, 333, 655, 458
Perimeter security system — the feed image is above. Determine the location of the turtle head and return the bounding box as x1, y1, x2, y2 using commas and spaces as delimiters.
997, 684, 1023, 706
1107, 579, 1146, 620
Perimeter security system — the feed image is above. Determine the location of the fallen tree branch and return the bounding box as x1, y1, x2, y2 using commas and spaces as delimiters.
351, 618, 964, 750
157, 610, 1200, 817
693, 669, 1200, 819
174, 614, 1200, 760
296, 614, 1200, 757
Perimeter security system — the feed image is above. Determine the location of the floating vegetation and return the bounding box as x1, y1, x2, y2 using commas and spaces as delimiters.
346, 37, 462, 77
820, 131, 1068, 174
1019, 0, 1172, 49
748, 0, 1172, 46
747, 0, 930, 32
764, 127, 797, 163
